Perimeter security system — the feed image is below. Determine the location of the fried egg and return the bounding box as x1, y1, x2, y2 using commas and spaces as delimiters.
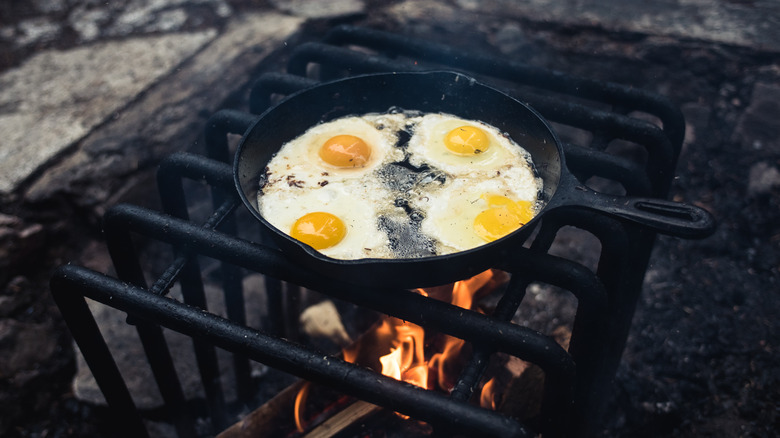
257, 111, 543, 260
416, 177, 540, 253
406, 114, 527, 175
261, 115, 404, 192
259, 178, 394, 259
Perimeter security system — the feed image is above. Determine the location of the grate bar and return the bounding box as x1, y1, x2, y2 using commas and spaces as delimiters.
52, 265, 534, 438
50, 278, 152, 438
286, 42, 677, 195
246, 73, 654, 198
50, 26, 690, 437
101, 202, 577, 431
103, 204, 575, 371
249, 72, 319, 113
323, 25, 685, 148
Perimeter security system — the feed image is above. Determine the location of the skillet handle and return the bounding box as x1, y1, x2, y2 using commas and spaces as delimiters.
574, 189, 717, 239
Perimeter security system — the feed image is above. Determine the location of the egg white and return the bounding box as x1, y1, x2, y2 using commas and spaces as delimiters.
262, 115, 403, 194
414, 174, 541, 254
258, 111, 544, 260
407, 113, 528, 175
259, 178, 395, 259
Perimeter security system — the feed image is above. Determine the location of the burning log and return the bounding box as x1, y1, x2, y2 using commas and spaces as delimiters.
490, 325, 572, 421
302, 401, 382, 438
217, 380, 307, 438
221, 269, 527, 437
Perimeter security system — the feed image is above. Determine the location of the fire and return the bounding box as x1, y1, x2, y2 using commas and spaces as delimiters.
428, 270, 493, 390
294, 269, 503, 431
480, 377, 499, 410
294, 382, 312, 432
378, 318, 428, 387
377, 270, 496, 391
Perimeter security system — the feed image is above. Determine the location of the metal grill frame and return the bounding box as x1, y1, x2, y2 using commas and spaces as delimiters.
50, 25, 684, 438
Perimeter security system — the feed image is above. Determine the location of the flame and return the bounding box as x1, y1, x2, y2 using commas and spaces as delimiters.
378, 320, 428, 387
294, 381, 312, 432
378, 270, 497, 393
480, 377, 499, 410
293, 269, 502, 431
429, 269, 495, 391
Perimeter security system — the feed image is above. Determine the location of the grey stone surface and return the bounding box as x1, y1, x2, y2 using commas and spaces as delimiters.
397, 0, 780, 49
14, 17, 60, 47
23, 12, 303, 209
516, 0, 776, 49
103, 0, 232, 37
73, 274, 269, 408
735, 82, 780, 152
0, 31, 217, 195
269, 0, 365, 19
0, 319, 59, 379
2, 0, 235, 48
0, 214, 44, 285
748, 161, 780, 197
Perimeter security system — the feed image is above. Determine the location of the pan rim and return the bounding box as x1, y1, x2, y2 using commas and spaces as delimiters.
233, 70, 564, 270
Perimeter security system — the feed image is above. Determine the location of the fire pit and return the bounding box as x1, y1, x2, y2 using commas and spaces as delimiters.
50, 26, 715, 437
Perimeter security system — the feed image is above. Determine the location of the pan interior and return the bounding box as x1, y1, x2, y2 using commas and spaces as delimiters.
235, 72, 562, 260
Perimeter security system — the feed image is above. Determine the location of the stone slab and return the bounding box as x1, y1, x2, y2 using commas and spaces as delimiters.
73, 275, 269, 408
0, 31, 217, 195
417, 0, 780, 51
270, 0, 365, 19
735, 82, 780, 153
24, 12, 303, 210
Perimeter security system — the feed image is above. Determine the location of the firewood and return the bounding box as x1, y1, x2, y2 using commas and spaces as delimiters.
495, 325, 571, 420
217, 380, 306, 438
302, 400, 382, 438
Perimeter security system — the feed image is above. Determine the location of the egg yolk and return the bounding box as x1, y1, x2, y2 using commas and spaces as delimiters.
319, 135, 371, 167
444, 125, 490, 156
290, 212, 346, 250
473, 195, 535, 242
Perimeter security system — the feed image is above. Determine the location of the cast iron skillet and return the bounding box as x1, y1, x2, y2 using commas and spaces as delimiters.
234, 71, 715, 288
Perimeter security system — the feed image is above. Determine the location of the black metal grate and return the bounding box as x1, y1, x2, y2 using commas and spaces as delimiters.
50, 26, 686, 438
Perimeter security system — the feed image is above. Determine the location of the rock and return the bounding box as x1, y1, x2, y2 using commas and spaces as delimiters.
453, 0, 481, 11
491, 22, 528, 55
0, 214, 45, 285
468, 0, 780, 50
23, 12, 303, 215
0, 320, 59, 379
747, 162, 780, 197
32, 0, 68, 14
269, 0, 365, 18
681, 103, 712, 150
734, 82, 780, 153
0, 31, 217, 196
386, 1, 461, 25
15, 17, 61, 47
300, 300, 352, 347
68, 7, 112, 42
0, 277, 33, 318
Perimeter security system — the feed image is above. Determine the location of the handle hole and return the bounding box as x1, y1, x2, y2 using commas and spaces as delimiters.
634, 201, 697, 221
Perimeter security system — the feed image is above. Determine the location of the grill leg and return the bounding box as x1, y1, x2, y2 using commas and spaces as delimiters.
134, 322, 199, 437
51, 271, 150, 438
